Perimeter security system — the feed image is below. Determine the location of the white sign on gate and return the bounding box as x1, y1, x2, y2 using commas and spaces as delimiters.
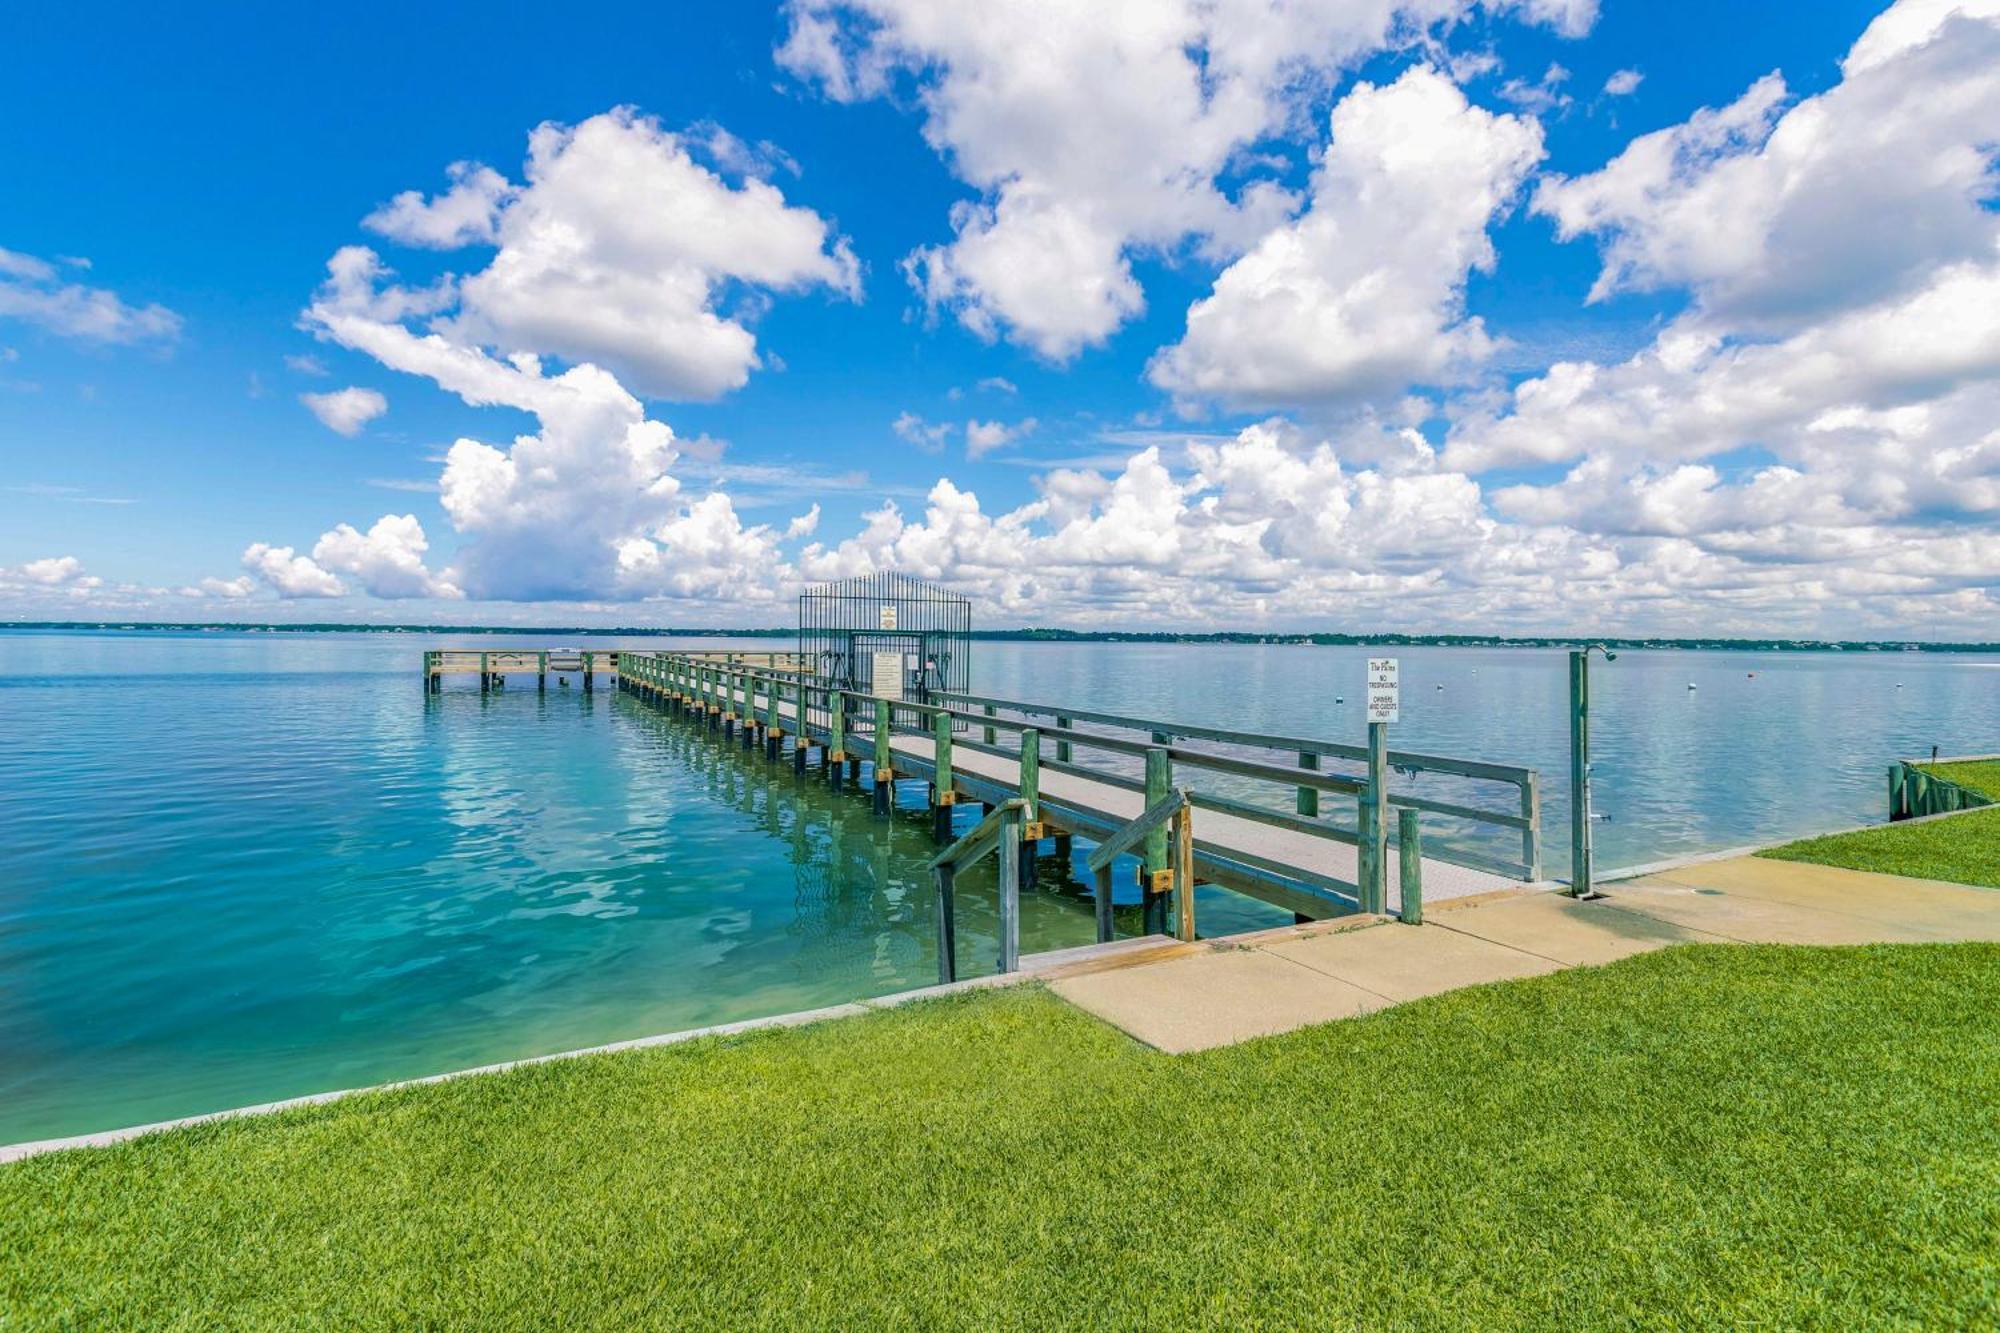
1366, 657, 1400, 724
879, 604, 898, 630
872, 651, 904, 700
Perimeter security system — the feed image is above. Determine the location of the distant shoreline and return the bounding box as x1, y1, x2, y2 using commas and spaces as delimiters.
4, 621, 1996, 654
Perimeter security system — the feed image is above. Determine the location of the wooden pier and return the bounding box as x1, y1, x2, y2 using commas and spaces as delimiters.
590, 651, 1543, 976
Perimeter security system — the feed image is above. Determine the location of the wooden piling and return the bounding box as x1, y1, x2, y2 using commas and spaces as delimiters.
997, 817, 1021, 973
1399, 808, 1423, 925
1142, 745, 1170, 935
1364, 721, 1389, 914
1174, 802, 1196, 943
873, 698, 894, 815
1093, 864, 1114, 943
931, 710, 956, 843
1296, 750, 1319, 817
934, 863, 958, 984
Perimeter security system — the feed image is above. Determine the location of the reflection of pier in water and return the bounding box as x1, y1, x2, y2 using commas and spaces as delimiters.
615, 700, 1101, 981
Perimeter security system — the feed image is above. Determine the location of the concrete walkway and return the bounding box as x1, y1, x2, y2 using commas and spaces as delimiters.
1050, 855, 2000, 1053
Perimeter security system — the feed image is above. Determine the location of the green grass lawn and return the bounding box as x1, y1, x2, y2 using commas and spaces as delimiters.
1759, 758, 2000, 888
1921, 758, 2000, 800
5, 945, 1998, 1328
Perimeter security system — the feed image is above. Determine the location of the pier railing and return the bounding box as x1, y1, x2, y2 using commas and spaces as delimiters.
931, 687, 1542, 882
614, 652, 1541, 922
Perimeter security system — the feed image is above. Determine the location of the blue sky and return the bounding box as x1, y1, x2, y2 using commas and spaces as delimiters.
2, 0, 1993, 634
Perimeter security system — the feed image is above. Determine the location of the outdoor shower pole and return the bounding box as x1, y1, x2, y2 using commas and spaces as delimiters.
1569, 645, 1615, 898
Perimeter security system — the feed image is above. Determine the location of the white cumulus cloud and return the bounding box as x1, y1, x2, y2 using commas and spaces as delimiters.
779, 0, 1594, 361
300, 386, 388, 436
1151, 67, 1543, 409
241, 543, 346, 598
355, 108, 860, 402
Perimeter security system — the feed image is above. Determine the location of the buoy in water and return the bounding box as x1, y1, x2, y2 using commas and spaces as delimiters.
1688, 682, 1697, 690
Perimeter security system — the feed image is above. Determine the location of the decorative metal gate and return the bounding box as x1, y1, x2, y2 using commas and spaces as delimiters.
798, 571, 971, 733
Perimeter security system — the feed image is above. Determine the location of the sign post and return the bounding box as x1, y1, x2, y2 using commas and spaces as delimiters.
1363, 658, 1397, 913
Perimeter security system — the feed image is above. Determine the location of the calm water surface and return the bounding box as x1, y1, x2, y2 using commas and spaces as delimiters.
2, 630, 1994, 1142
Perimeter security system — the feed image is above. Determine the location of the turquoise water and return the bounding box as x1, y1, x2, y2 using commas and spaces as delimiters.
2, 630, 1996, 1143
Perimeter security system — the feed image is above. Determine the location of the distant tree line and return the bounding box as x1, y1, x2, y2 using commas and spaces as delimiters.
7, 620, 1997, 653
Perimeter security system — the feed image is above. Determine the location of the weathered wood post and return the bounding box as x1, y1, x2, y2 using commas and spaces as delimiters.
1093, 862, 1114, 943
538, 650, 547, 692
1399, 808, 1423, 925
1520, 770, 1542, 881
873, 698, 895, 815
934, 860, 958, 984
479, 650, 490, 693
764, 677, 782, 758
931, 709, 956, 843
1017, 729, 1041, 896
828, 690, 848, 789
1365, 721, 1389, 914
983, 703, 995, 746
997, 804, 1022, 973
582, 650, 593, 693
1142, 745, 1171, 935
1296, 750, 1319, 817
1056, 715, 1072, 764
1173, 799, 1196, 943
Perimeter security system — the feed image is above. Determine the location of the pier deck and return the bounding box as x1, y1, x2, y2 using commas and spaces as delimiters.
793, 698, 1518, 914
607, 651, 1538, 933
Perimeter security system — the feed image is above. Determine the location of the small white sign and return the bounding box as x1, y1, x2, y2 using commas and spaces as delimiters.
871, 651, 903, 700
1366, 656, 1399, 724
879, 604, 898, 630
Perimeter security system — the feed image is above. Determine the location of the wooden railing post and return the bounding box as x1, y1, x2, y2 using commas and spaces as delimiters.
829, 691, 848, 788
1018, 729, 1040, 824
1174, 800, 1196, 943
1520, 770, 1542, 881
1296, 750, 1319, 817
1399, 808, 1423, 925
998, 805, 1022, 973
1056, 715, 1072, 763
983, 703, 995, 746
1094, 863, 1114, 943
765, 675, 782, 758
934, 862, 958, 984
1143, 745, 1171, 935
1364, 721, 1389, 914
932, 710, 956, 843
873, 698, 895, 815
